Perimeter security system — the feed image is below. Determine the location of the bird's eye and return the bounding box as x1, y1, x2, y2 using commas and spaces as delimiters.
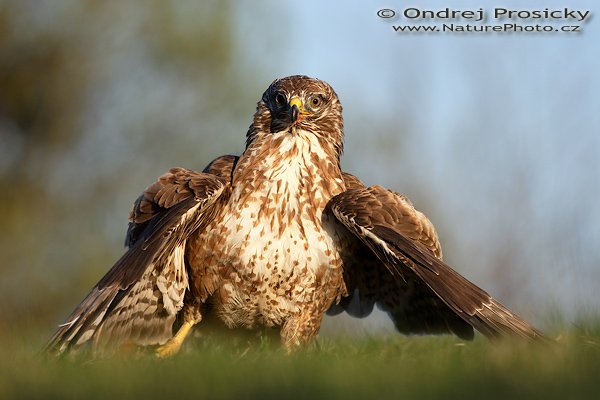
274, 92, 286, 107
309, 95, 322, 108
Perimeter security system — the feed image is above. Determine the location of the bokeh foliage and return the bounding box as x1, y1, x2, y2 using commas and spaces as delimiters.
0, 0, 256, 343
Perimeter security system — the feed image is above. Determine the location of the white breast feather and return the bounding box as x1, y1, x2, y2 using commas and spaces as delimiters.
218, 130, 343, 324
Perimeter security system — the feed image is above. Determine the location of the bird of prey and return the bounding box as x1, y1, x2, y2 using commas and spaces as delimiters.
46, 75, 544, 356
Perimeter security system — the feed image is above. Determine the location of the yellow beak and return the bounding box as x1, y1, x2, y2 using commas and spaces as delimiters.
289, 97, 303, 111
289, 97, 311, 123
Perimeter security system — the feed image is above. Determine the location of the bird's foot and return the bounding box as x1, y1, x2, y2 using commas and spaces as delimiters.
155, 321, 193, 358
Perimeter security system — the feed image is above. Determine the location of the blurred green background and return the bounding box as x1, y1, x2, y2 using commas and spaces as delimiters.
0, 0, 599, 351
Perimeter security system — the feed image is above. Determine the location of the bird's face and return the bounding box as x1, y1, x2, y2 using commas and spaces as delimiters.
246, 75, 344, 158
261, 75, 342, 135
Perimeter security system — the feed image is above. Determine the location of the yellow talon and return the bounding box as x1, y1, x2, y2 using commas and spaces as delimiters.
155, 321, 194, 358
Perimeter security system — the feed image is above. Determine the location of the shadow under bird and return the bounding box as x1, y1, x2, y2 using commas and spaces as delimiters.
46, 75, 545, 357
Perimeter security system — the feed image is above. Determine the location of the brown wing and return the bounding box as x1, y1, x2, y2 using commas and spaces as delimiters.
202, 154, 239, 178
46, 167, 230, 355
330, 183, 544, 341
331, 176, 471, 338
341, 172, 364, 191
342, 174, 442, 258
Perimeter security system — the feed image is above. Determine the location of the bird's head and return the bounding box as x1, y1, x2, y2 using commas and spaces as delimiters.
246, 75, 344, 158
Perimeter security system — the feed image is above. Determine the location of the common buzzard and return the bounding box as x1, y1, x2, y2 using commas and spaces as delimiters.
46, 75, 544, 356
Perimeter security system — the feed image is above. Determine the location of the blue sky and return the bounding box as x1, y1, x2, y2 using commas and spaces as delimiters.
232, 0, 600, 326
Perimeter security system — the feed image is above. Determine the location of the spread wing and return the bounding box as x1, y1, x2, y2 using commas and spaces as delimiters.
330, 180, 544, 340
46, 167, 230, 355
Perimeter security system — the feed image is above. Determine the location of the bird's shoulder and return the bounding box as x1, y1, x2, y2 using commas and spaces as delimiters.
336, 173, 442, 259
125, 156, 236, 248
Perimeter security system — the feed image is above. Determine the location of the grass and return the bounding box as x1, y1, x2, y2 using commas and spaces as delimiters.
1, 326, 599, 399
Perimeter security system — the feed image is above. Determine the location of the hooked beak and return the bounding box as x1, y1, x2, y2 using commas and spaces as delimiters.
289, 97, 306, 123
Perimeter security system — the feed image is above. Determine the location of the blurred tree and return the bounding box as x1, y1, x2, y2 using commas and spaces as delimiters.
0, 0, 258, 342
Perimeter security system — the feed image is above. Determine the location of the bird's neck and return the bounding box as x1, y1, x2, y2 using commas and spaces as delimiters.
232, 129, 345, 207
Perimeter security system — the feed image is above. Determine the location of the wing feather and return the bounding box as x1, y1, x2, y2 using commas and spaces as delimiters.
202, 154, 239, 178
330, 184, 544, 341
46, 169, 230, 355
